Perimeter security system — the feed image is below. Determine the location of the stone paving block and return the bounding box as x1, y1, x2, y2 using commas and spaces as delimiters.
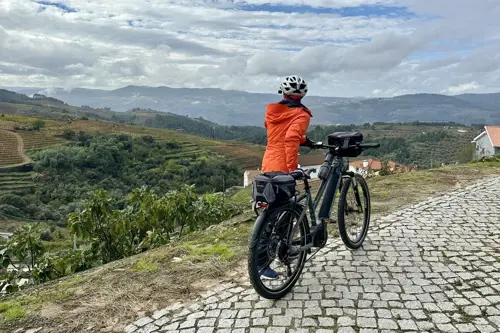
140, 323, 159, 333
154, 316, 170, 327
266, 327, 286, 333
398, 319, 418, 330
121, 177, 500, 333
152, 309, 169, 320
196, 328, 214, 333
249, 329, 265, 333
134, 317, 153, 328
337, 328, 356, 333
124, 324, 137, 333
378, 318, 398, 330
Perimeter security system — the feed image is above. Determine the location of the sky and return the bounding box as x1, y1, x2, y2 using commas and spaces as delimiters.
1, 0, 500, 97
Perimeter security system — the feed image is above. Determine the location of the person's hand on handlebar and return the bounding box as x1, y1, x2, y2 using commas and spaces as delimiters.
310, 142, 324, 149
300, 136, 316, 148
290, 168, 307, 179
301, 137, 326, 150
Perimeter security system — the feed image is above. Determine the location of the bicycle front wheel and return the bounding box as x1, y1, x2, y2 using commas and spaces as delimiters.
337, 173, 371, 249
247, 205, 308, 299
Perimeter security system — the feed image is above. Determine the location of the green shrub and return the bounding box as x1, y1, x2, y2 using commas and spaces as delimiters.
0, 204, 22, 218
40, 230, 53, 242
469, 154, 500, 163
68, 185, 243, 264
0, 194, 27, 210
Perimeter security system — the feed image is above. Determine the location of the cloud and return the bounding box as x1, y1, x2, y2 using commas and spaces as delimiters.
443, 81, 481, 95
244, 31, 427, 78
0, 27, 101, 74
0, 0, 499, 97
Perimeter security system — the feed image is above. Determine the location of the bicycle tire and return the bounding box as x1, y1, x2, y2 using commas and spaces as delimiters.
337, 173, 371, 249
247, 205, 308, 299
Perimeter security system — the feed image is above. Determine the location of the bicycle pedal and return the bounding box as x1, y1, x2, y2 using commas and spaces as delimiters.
322, 218, 337, 224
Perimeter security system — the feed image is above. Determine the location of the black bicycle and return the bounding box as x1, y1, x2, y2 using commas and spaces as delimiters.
247, 132, 380, 299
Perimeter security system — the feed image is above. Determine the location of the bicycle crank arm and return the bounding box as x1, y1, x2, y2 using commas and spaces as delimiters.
288, 243, 314, 255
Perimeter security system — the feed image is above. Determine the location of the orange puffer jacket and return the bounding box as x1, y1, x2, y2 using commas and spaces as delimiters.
261, 99, 312, 173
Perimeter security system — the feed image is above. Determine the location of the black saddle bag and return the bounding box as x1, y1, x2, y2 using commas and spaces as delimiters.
251, 172, 296, 205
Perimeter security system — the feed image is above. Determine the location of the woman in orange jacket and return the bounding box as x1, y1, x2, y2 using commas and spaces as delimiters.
261, 75, 315, 173
258, 75, 315, 280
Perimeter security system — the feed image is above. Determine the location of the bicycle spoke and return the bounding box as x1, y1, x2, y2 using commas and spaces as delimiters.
250, 207, 308, 293
337, 174, 371, 249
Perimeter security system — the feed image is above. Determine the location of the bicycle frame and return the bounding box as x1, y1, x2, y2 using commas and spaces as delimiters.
295, 152, 348, 227
284, 151, 353, 256
254, 141, 379, 257
248, 138, 379, 299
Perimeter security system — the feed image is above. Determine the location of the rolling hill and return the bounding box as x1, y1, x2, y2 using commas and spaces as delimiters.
0, 89, 266, 171
455, 92, 500, 109
0, 88, 484, 171
7, 85, 500, 126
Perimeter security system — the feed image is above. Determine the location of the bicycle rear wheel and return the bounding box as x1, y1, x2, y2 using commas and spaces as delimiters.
247, 205, 308, 299
337, 173, 371, 249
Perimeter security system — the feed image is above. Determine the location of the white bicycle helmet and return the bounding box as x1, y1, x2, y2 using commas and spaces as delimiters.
278, 75, 308, 97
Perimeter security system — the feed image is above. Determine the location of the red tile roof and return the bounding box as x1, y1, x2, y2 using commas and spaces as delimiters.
485, 126, 500, 147
298, 154, 325, 166
349, 158, 397, 170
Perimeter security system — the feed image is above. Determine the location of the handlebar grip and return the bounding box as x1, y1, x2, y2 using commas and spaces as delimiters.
361, 143, 380, 148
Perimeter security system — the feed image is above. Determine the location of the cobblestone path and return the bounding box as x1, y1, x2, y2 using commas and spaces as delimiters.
125, 177, 500, 333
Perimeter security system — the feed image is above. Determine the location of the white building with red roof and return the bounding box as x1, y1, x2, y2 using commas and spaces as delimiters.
471, 126, 500, 158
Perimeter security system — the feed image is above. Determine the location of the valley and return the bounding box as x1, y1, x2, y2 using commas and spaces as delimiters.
0, 88, 497, 332
8, 86, 500, 126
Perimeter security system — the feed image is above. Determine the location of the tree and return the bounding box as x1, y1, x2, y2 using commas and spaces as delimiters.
379, 158, 391, 176
67, 184, 243, 264
32, 119, 46, 130
455, 143, 475, 164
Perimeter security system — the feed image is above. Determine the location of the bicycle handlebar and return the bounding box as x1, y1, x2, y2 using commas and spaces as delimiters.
311, 142, 380, 151
360, 143, 381, 149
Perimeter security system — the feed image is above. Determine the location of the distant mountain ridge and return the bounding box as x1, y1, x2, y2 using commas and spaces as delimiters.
5, 85, 500, 126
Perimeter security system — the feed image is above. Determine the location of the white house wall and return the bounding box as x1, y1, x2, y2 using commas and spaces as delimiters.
243, 173, 250, 188
474, 134, 495, 158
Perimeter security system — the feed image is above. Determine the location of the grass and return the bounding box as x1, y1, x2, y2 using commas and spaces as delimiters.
183, 243, 236, 262
457, 306, 474, 323
0, 130, 25, 166
0, 163, 498, 332
42, 238, 74, 253
131, 258, 160, 273
0, 302, 26, 321
0, 217, 254, 332
0, 171, 37, 195
0, 113, 61, 125
0, 121, 496, 330
231, 186, 252, 204
0, 220, 29, 233
18, 131, 65, 151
